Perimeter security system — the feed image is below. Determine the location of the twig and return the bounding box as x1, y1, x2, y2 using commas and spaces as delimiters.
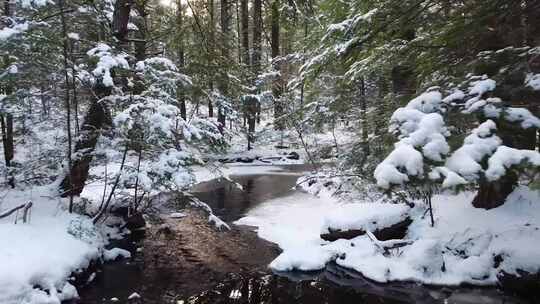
0, 201, 32, 222
365, 229, 413, 253
93, 146, 128, 224
0, 203, 26, 220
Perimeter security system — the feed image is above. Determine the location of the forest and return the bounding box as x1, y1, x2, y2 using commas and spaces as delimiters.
0, 0, 539, 303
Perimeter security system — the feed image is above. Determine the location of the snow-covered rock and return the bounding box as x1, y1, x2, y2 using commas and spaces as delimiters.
103, 248, 132, 261
321, 203, 410, 235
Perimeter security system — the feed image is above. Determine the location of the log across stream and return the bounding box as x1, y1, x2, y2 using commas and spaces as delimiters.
73, 164, 526, 304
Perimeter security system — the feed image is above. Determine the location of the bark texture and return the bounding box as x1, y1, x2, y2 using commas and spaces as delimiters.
60, 97, 112, 197
112, 0, 134, 41
271, 0, 283, 130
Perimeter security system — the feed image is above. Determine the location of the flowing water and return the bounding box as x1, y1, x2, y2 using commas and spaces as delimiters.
73, 164, 526, 304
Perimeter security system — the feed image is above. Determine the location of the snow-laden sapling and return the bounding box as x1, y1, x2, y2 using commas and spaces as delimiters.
111, 57, 225, 217
375, 67, 540, 221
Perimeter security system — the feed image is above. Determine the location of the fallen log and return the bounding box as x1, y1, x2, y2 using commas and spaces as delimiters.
0, 201, 32, 223
321, 217, 412, 242
365, 230, 413, 252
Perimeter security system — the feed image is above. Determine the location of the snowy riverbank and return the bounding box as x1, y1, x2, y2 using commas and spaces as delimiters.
0, 185, 130, 304
236, 179, 540, 287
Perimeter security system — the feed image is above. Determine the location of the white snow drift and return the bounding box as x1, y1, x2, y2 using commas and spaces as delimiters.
237, 185, 540, 286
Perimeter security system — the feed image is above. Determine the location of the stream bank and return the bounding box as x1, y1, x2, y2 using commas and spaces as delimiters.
73, 164, 529, 304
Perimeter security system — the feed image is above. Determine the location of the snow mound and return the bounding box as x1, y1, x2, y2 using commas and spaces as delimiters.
240, 183, 540, 286
103, 248, 132, 261
321, 203, 410, 234
0, 187, 105, 304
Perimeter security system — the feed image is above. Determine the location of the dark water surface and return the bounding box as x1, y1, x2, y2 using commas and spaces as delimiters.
190, 164, 315, 222
74, 164, 526, 304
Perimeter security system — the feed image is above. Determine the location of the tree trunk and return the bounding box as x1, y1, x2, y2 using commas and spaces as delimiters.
134, 3, 148, 62
245, 96, 257, 150
208, 0, 215, 118
4, 0, 11, 16
391, 65, 416, 100
177, 2, 187, 120
59, 0, 74, 211
1, 113, 13, 168
472, 119, 535, 209
218, 0, 231, 131
240, 0, 249, 66
112, 0, 133, 42
472, 173, 518, 209
271, 0, 283, 130
525, 0, 540, 45
359, 78, 370, 169
252, 0, 262, 123
59, 0, 131, 197
1, 113, 14, 188
60, 98, 112, 197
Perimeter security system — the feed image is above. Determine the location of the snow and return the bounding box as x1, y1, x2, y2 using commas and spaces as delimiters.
525, 73, 540, 90
376, 89, 454, 188
67, 32, 80, 40
103, 248, 132, 261
187, 196, 231, 231
461, 78, 498, 114
169, 212, 187, 218
0, 22, 29, 40
0, 186, 106, 304
235, 191, 335, 251
128, 292, 141, 299
401, 113, 449, 161
238, 182, 540, 286
468, 78, 496, 96
18, 0, 52, 7
321, 203, 410, 234
504, 107, 540, 129
193, 163, 300, 184
429, 166, 467, 188
374, 144, 423, 188
442, 89, 465, 103
445, 120, 501, 180
87, 43, 129, 87
405, 90, 443, 113
485, 146, 540, 181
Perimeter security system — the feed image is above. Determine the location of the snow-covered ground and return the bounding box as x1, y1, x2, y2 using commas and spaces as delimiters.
0, 185, 129, 304
236, 183, 540, 286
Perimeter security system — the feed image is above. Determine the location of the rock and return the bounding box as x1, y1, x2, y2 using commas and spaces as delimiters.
125, 213, 146, 231
110, 206, 129, 217
375, 217, 413, 240
321, 229, 365, 242
320, 217, 412, 242
218, 158, 234, 163
236, 157, 254, 163
498, 269, 540, 299
286, 151, 300, 160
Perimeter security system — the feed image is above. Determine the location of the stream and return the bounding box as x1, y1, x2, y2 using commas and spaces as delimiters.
73, 164, 526, 304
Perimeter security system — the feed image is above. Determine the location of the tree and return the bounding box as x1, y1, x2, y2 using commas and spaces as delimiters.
375, 57, 540, 213
239, 0, 249, 66
251, 0, 262, 123
217, 0, 231, 131
270, 0, 283, 130
177, 1, 187, 120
